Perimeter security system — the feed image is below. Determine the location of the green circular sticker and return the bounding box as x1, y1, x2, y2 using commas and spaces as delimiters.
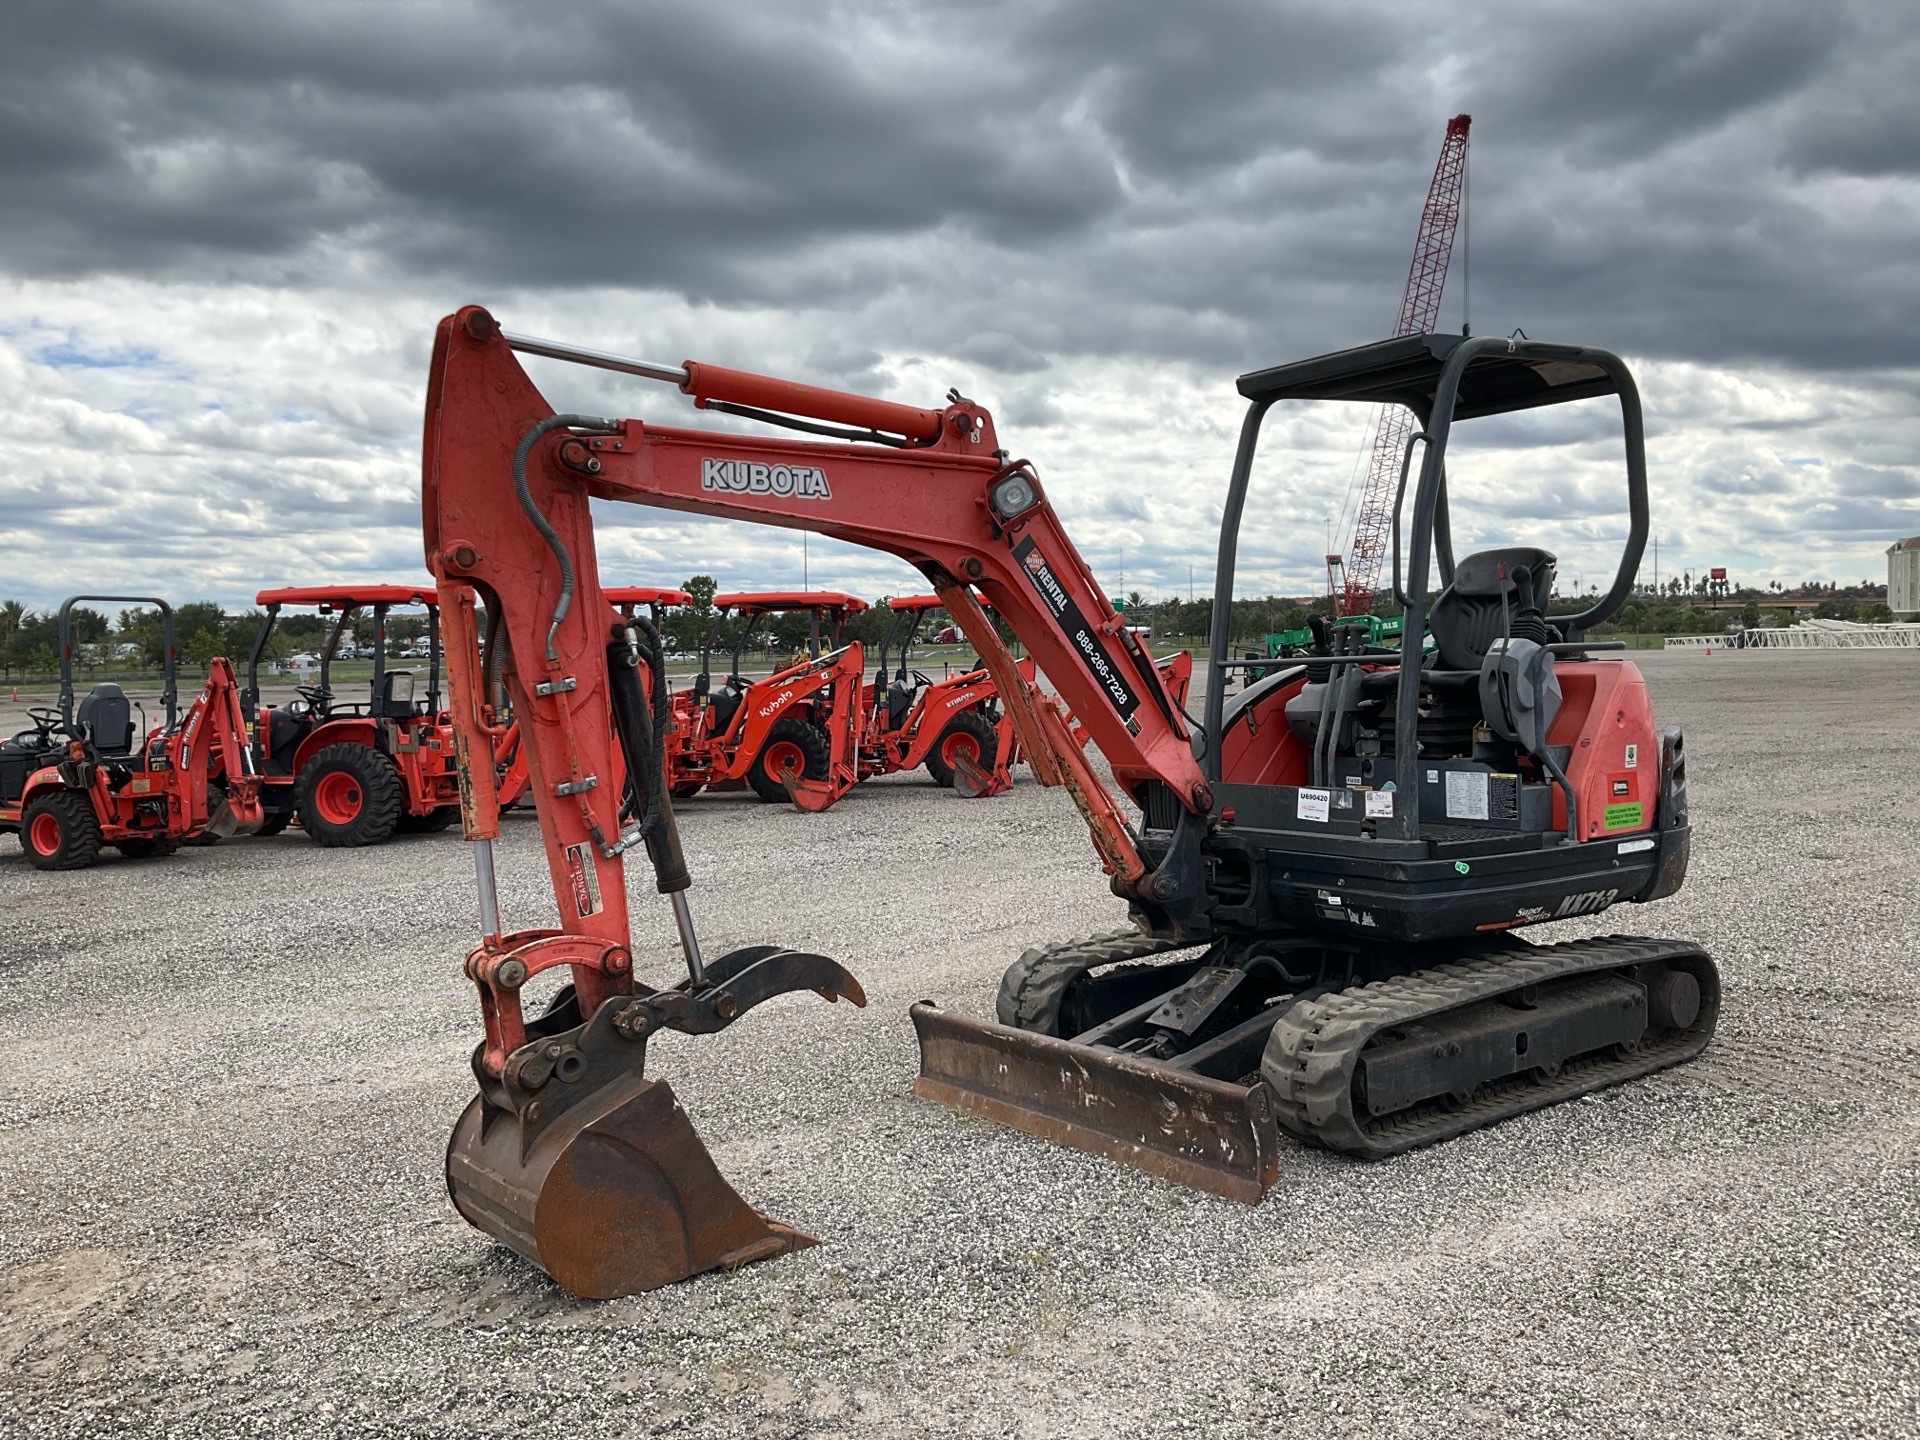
1454, 861, 1471, 875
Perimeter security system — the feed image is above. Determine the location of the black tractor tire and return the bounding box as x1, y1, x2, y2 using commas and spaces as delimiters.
396, 805, 459, 834
117, 836, 180, 860
296, 743, 404, 847
924, 708, 998, 788
256, 810, 294, 837
21, 791, 104, 871
747, 719, 831, 804
669, 782, 705, 800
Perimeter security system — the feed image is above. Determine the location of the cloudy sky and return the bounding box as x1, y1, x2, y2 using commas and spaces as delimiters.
3, 0, 1916, 614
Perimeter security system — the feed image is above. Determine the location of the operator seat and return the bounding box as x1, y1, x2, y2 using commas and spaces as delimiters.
1427, 547, 1558, 670
885, 676, 914, 730
377, 670, 416, 720
709, 680, 744, 734
75, 683, 135, 755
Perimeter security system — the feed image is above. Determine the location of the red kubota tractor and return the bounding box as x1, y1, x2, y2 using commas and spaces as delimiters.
420, 309, 1711, 1298
858, 593, 1026, 795
236, 585, 466, 845
665, 590, 869, 810
1, 595, 261, 868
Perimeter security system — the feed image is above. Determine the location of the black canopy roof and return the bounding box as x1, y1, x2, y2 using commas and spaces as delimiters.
1236, 333, 1621, 420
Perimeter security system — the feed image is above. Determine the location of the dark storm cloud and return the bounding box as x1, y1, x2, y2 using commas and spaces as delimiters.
5, 0, 1915, 375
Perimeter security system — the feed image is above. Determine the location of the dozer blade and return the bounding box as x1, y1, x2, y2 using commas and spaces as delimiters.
447, 1074, 811, 1300
910, 1002, 1280, 1203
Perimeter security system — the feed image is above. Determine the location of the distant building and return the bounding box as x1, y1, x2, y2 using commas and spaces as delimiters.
1890, 537, 1920, 618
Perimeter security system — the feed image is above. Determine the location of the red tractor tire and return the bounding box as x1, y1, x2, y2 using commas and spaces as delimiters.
669, 782, 705, 800
255, 810, 294, 837
925, 709, 997, 788
747, 719, 831, 804
296, 743, 404, 848
21, 791, 104, 871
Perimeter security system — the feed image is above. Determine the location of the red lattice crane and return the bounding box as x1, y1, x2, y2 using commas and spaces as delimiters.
1332, 113, 1471, 616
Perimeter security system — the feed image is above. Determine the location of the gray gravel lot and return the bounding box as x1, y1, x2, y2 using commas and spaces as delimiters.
2, 650, 1916, 1438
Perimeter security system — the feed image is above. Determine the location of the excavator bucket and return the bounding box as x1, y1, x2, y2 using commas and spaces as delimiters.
447, 1074, 812, 1299
446, 945, 866, 1298
910, 1003, 1281, 1203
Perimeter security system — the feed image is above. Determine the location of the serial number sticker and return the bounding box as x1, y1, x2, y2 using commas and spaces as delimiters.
1602, 802, 1645, 830
1365, 790, 1394, 819
1445, 769, 1489, 821
1296, 787, 1330, 822
1617, 837, 1657, 854
564, 840, 603, 919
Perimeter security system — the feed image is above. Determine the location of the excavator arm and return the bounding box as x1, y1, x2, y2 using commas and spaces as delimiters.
421, 306, 1213, 1297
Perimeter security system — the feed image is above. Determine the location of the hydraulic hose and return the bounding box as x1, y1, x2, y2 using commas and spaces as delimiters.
513, 412, 618, 661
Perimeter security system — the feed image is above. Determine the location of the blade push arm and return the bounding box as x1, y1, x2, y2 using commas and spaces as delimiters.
423, 307, 1209, 902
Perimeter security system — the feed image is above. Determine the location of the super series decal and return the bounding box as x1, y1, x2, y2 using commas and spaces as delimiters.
1010, 535, 1140, 727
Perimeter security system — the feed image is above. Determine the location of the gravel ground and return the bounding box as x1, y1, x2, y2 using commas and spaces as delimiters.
1, 649, 1916, 1439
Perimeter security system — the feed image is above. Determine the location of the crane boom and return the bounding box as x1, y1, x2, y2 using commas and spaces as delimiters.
1336, 113, 1471, 617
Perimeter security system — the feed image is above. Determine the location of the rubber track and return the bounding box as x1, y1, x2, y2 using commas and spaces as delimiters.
995, 926, 1193, 1033
1263, 934, 1719, 1158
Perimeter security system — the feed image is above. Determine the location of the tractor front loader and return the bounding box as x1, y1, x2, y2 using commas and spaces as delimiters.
422, 308, 1714, 1295
1, 595, 262, 868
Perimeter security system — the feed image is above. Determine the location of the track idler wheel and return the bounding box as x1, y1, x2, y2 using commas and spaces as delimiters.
447, 947, 865, 1299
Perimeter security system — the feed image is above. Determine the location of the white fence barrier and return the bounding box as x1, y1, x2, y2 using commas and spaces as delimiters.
1665, 621, 1920, 651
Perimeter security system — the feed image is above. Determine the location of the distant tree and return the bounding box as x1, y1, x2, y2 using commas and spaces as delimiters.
183, 627, 223, 670
682, 575, 718, 616
1741, 601, 1760, 628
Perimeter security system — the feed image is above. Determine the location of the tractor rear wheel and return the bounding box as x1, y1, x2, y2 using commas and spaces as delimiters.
256, 810, 294, 837
747, 719, 830, 803
669, 782, 705, 800
22, 791, 103, 870
297, 743, 404, 847
925, 709, 997, 788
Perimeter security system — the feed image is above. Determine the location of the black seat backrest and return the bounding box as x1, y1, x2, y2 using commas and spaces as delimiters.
1428, 547, 1558, 671
378, 670, 416, 720
709, 682, 744, 734
886, 678, 914, 730
76, 683, 134, 755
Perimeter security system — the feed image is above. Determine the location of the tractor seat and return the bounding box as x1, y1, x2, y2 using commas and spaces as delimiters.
75, 683, 135, 755
377, 671, 417, 720
885, 678, 914, 730
709, 681, 744, 733
1427, 547, 1558, 672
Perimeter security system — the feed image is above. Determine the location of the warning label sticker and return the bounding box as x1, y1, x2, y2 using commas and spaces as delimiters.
1365, 790, 1394, 819
1602, 802, 1645, 830
564, 840, 603, 919
1445, 769, 1490, 821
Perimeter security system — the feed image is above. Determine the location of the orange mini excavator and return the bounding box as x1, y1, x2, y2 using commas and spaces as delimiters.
422, 309, 1713, 1297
